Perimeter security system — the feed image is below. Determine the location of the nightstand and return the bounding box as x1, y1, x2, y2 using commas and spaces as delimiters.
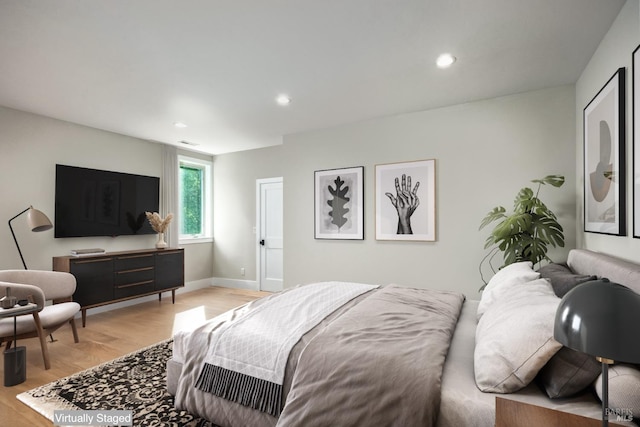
1, 303, 39, 386
495, 397, 612, 427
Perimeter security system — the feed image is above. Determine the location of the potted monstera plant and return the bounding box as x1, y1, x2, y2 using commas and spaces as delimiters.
479, 175, 565, 288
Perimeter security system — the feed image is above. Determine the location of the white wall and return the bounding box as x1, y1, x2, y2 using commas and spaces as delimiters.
0, 106, 213, 284
209, 0, 639, 297
212, 145, 284, 286
282, 86, 576, 298
576, 0, 640, 261
212, 85, 577, 298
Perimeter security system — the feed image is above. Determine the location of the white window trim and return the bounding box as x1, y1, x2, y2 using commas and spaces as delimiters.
178, 155, 213, 244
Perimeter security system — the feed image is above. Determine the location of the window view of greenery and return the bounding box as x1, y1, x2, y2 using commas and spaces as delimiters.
180, 164, 203, 235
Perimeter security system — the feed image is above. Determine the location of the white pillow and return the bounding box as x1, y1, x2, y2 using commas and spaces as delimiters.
474, 278, 562, 393
477, 261, 540, 320
594, 364, 640, 421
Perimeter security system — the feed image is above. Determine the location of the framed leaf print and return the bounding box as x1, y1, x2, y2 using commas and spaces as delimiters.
314, 166, 364, 240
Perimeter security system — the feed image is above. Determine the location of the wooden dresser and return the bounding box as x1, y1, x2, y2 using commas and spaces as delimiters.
53, 248, 184, 326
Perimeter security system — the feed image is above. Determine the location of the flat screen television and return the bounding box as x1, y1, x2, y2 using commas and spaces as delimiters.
55, 164, 160, 238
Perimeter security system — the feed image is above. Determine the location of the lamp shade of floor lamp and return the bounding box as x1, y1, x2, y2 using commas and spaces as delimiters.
8, 206, 53, 269
554, 279, 640, 427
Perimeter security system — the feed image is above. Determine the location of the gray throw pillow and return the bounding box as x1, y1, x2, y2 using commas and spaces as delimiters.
537, 347, 601, 398
538, 263, 597, 298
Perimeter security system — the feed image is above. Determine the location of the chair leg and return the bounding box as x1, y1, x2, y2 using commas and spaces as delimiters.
69, 317, 79, 343
4, 340, 12, 350
32, 312, 51, 370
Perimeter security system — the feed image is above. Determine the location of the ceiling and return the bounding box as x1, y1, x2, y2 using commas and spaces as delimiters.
0, 0, 626, 155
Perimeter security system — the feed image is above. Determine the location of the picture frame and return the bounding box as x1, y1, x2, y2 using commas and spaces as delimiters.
584, 67, 626, 236
634, 46, 640, 237
314, 166, 364, 240
375, 159, 436, 241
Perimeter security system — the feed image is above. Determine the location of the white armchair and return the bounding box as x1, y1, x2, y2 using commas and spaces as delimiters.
0, 270, 80, 369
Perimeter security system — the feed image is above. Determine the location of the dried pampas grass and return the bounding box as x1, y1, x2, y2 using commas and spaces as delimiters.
145, 212, 173, 233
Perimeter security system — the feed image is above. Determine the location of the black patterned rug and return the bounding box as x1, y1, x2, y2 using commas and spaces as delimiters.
18, 340, 218, 426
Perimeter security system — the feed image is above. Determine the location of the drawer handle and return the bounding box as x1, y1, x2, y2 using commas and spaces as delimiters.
75, 258, 113, 264
118, 254, 154, 260
116, 267, 154, 274
157, 251, 182, 256
117, 280, 153, 289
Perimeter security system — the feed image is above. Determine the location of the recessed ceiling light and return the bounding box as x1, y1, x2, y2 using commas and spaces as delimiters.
436, 53, 456, 69
174, 122, 187, 128
276, 95, 291, 106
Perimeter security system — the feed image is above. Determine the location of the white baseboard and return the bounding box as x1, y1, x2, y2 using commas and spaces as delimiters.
212, 277, 259, 291
182, 278, 216, 292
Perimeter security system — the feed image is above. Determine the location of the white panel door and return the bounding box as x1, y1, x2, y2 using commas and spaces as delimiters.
257, 178, 283, 292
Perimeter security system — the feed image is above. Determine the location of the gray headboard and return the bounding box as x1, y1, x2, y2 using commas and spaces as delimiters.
567, 249, 640, 295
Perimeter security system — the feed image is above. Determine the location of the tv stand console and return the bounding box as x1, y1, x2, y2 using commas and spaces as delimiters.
53, 248, 184, 327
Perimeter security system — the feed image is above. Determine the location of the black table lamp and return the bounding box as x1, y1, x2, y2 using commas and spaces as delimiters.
554, 279, 640, 427
8, 206, 53, 269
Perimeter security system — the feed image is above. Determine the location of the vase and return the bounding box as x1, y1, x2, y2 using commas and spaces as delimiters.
156, 232, 168, 249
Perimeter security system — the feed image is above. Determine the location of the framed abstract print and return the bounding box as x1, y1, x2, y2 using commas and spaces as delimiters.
375, 159, 436, 241
314, 166, 364, 240
634, 46, 640, 237
584, 67, 625, 236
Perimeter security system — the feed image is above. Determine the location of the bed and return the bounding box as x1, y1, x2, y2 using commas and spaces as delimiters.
167, 249, 640, 426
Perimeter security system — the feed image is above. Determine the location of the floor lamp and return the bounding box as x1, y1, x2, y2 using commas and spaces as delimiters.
8, 206, 53, 269
554, 279, 640, 427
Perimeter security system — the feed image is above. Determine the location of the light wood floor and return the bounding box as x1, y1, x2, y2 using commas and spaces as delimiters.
0, 286, 269, 427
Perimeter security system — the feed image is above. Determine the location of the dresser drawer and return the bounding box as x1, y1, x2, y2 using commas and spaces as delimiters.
114, 266, 155, 299
114, 280, 155, 299
114, 254, 154, 271
114, 267, 154, 287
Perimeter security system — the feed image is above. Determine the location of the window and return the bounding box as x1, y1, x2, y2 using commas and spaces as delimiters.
178, 155, 212, 242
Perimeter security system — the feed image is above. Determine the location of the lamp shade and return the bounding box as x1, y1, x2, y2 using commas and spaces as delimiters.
8, 205, 53, 270
554, 279, 640, 364
26, 207, 52, 232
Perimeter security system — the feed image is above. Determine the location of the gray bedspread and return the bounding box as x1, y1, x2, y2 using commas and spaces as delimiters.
175, 284, 464, 427
277, 285, 464, 426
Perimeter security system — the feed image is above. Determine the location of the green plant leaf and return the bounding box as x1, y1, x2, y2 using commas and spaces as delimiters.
530, 198, 557, 220
492, 213, 532, 240
479, 206, 507, 230
531, 175, 565, 188
479, 174, 565, 277
484, 235, 496, 250
514, 187, 535, 213
534, 215, 565, 247
524, 238, 548, 265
